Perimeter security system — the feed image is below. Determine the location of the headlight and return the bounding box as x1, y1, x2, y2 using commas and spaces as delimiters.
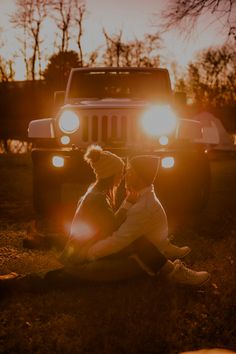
58, 110, 80, 133
161, 156, 175, 169
141, 105, 178, 137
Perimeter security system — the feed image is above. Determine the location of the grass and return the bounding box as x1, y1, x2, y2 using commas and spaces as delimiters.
0, 153, 235, 354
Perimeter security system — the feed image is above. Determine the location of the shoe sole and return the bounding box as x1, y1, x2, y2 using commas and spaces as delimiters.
180, 274, 211, 287
177, 248, 191, 259
169, 272, 210, 287
168, 248, 191, 260
197, 273, 211, 287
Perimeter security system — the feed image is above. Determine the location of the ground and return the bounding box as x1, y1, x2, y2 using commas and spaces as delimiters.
0, 153, 235, 354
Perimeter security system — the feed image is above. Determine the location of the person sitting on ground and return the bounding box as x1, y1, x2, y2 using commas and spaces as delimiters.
59, 146, 209, 286
62, 145, 190, 261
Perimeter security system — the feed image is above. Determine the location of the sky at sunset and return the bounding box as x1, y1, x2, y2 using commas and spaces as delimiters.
0, 0, 228, 80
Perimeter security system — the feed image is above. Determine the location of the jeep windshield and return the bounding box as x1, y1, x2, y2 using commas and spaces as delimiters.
68, 70, 172, 102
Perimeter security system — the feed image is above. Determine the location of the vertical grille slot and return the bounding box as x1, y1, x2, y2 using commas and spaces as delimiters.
92, 115, 98, 141
121, 115, 127, 140
102, 116, 108, 141
127, 115, 136, 141
82, 115, 89, 142
111, 115, 118, 139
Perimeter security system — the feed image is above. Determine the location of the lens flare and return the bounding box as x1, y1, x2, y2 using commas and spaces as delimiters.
141, 105, 177, 137
70, 221, 95, 242
58, 111, 80, 133
161, 156, 175, 169
52, 155, 65, 168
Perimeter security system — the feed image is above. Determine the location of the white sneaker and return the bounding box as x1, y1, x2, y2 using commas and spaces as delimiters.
169, 260, 210, 286
161, 240, 191, 260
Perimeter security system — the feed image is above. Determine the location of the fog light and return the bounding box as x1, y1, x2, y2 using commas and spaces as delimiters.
60, 135, 70, 145
161, 157, 175, 169
52, 155, 64, 168
159, 135, 169, 146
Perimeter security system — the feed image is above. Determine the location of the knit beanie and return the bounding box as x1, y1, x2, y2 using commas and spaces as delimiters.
128, 155, 160, 185
84, 145, 125, 179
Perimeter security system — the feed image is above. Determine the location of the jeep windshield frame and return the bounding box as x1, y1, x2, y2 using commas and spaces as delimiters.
67, 67, 172, 102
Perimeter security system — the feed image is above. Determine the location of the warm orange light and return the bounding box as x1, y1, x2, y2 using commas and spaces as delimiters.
141, 105, 177, 137
52, 156, 64, 167
161, 156, 175, 169
70, 221, 95, 242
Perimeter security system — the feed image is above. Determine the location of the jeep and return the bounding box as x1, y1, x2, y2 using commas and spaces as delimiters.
28, 67, 211, 221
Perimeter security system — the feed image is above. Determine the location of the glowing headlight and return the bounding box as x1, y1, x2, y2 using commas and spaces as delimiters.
52, 156, 64, 168
161, 157, 175, 169
58, 111, 80, 133
141, 105, 178, 137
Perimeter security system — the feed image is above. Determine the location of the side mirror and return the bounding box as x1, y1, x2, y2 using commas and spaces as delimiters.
54, 91, 65, 111
174, 92, 187, 107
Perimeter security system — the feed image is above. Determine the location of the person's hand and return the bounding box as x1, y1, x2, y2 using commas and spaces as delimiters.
126, 189, 140, 204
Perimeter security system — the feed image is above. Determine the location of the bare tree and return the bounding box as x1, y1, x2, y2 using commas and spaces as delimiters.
87, 50, 99, 67
11, 0, 48, 80
0, 59, 15, 82
184, 44, 236, 106
162, 0, 236, 39
0, 28, 15, 82
102, 29, 163, 68
49, 0, 74, 52
130, 33, 162, 67
103, 29, 124, 67
11, 6, 31, 80
73, 1, 86, 66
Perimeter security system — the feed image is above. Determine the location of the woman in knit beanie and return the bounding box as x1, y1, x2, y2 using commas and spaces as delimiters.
61, 145, 125, 264
84, 145, 125, 207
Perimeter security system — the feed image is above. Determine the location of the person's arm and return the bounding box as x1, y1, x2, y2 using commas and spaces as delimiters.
114, 200, 133, 229
87, 206, 151, 261
114, 190, 140, 229
70, 192, 115, 245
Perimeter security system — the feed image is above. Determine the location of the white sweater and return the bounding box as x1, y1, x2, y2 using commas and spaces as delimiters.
88, 185, 169, 261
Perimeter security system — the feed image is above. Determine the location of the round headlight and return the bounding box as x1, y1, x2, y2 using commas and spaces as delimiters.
141, 105, 178, 137
58, 111, 80, 133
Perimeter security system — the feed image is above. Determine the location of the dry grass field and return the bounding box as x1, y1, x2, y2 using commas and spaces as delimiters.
0, 153, 235, 354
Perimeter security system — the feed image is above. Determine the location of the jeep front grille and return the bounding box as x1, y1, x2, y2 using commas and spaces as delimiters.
77, 111, 144, 146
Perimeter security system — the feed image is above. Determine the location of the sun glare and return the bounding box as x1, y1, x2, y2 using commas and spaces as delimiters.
70, 221, 95, 242
141, 105, 178, 137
